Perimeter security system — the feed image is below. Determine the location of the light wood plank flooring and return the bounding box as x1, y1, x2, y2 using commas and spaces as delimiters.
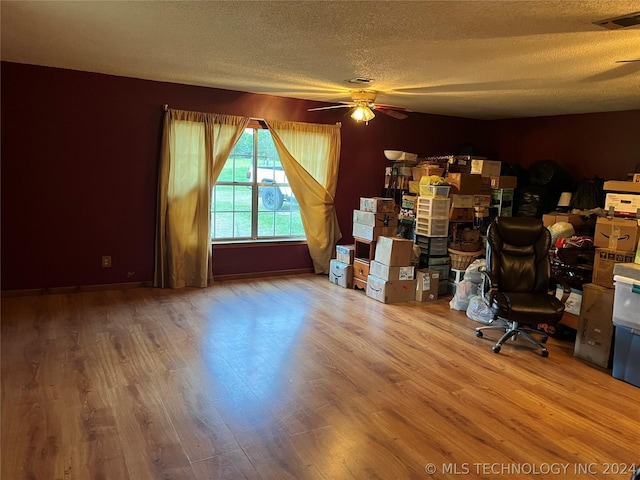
2, 274, 639, 479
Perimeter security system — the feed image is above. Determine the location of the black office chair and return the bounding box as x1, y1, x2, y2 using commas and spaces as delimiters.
475, 216, 570, 357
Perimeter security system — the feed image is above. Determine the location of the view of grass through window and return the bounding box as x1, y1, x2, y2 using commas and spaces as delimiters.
211, 127, 306, 241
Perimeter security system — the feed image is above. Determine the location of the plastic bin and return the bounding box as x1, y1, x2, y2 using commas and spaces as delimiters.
613, 275, 640, 330
611, 324, 640, 387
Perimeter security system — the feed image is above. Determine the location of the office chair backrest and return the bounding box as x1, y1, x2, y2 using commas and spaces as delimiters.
486, 217, 552, 294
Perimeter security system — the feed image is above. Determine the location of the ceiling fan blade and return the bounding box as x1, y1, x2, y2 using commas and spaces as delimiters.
308, 104, 352, 112
374, 107, 408, 120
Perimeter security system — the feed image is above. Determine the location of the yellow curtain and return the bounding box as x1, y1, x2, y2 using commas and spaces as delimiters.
154, 109, 249, 288
265, 119, 342, 274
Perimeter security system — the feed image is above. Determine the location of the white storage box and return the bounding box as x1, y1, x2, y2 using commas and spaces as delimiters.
605, 193, 640, 217
613, 275, 640, 330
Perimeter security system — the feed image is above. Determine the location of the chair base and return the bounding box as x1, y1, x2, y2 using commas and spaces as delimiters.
476, 319, 550, 357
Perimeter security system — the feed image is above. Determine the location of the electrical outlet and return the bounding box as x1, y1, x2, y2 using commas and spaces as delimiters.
102, 256, 112, 268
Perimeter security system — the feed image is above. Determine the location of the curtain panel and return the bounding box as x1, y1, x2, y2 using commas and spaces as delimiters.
265, 120, 342, 274
154, 109, 248, 288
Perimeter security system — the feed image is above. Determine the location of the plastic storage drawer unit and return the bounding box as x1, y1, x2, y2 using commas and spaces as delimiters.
416, 197, 451, 218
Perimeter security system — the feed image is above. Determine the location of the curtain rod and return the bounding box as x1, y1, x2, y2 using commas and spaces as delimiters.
163, 105, 340, 126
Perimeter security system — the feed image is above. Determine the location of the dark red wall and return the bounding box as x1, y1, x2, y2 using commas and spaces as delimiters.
478, 111, 640, 181
1, 62, 477, 289
3, 62, 638, 290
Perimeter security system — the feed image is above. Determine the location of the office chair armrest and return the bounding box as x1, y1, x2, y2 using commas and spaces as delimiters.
549, 275, 571, 304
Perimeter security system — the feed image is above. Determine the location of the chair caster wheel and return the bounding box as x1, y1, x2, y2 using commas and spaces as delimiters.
476, 330, 483, 338
540, 336, 549, 344
492, 345, 501, 354
541, 349, 549, 358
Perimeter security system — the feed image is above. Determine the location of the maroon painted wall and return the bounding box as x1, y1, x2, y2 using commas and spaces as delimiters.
1, 62, 478, 290
478, 111, 640, 181
4, 62, 636, 290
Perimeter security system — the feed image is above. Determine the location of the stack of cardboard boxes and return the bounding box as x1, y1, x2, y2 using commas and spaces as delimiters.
366, 236, 416, 304
329, 244, 355, 289
331, 196, 442, 304
574, 180, 640, 369
351, 197, 397, 291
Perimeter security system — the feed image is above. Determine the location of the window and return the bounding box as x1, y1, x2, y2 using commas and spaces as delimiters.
211, 123, 305, 242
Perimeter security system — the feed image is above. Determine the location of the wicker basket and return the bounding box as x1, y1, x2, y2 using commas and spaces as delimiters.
448, 248, 484, 270
448, 240, 483, 252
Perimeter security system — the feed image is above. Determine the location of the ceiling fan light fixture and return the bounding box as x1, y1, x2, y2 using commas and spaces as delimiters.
351, 104, 375, 122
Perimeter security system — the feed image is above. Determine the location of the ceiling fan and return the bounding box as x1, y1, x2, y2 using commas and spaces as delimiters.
307, 90, 409, 123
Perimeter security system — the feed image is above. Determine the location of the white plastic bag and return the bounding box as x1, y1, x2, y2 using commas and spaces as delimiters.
466, 295, 495, 324
464, 258, 486, 284
449, 280, 479, 311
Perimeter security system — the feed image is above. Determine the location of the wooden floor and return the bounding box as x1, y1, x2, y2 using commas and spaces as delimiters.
2, 274, 639, 480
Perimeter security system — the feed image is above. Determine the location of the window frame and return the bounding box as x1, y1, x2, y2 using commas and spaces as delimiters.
211, 120, 306, 244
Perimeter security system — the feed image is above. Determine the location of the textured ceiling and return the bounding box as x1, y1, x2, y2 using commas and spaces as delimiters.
2, 0, 640, 119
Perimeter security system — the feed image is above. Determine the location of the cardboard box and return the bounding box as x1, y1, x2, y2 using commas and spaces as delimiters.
446, 156, 472, 173
449, 207, 475, 222
412, 165, 444, 181
542, 213, 586, 228
592, 248, 636, 288
353, 258, 371, 281
329, 260, 353, 289
473, 194, 491, 207
470, 159, 501, 177
479, 176, 492, 194
604, 180, 640, 193
353, 210, 398, 227
604, 192, 640, 217
401, 194, 417, 211
374, 236, 414, 266
415, 268, 440, 302
490, 176, 518, 189
555, 287, 582, 315
574, 283, 614, 368
446, 173, 482, 195
593, 217, 640, 252
352, 223, 396, 242
370, 260, 414, 281
366, 275, 416, 304
359, 197, 395, 213
336, 244, 355, 264
450, 194, 474, 208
